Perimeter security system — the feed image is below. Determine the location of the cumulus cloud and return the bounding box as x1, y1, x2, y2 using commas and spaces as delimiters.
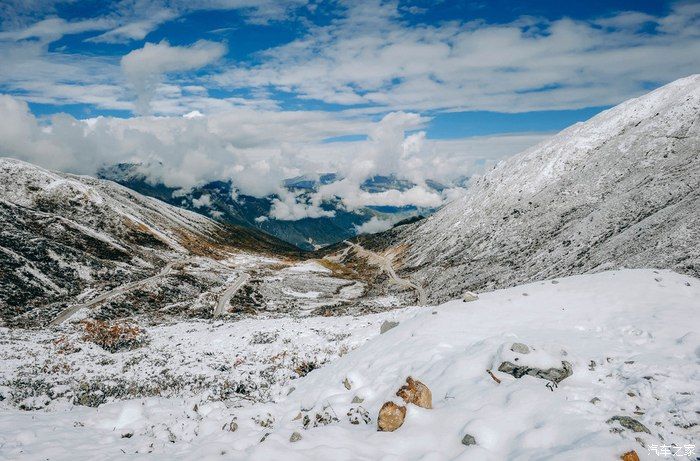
191, 194, 212, 208
354, 216, 396, 235
0, 94, 544, 220
269, 190, 335, 221
121, 40, 227, 114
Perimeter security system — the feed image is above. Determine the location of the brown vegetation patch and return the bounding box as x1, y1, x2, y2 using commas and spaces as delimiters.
81, 319, 148, 353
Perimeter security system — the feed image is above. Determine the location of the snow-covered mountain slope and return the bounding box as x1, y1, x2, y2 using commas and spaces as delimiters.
363, 75, 700, 303
1, 269, 697, 460
0, 158, 299, 326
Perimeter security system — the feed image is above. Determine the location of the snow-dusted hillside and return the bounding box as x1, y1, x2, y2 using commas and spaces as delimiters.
364, 75, 700, 303
0, 158, 298, 326
1, 269, 697, 460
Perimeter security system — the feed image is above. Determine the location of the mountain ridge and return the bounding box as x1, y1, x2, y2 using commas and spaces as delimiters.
348, 74, 700, 303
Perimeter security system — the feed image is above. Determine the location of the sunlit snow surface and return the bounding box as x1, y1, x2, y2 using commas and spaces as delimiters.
1, 269, 697, 460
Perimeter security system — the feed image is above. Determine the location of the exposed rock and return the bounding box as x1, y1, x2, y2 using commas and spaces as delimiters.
510, 342, 530, 354
343, 377, 352, 390
620, 450, 640, 461
347, 406, 371, 425
396, 376, 432, 409
461, 434, 477, 446
462, 291, 479, 302
377, 402, 406, 432
590, 397, 601, 405
289, 431, 302, 443
380, 320, 399, 334
607, 416, 651, 434
497, 360, 573, 384
303, 409, 339, 429
351, 395, 364, 404
223, 420, 238, 432
253, 413, 275, 428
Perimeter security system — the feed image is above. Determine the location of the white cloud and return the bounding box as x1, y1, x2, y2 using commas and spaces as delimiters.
269, 189, 335, 221
354, 216, 395, 235
121, 40, 227, 114
191, 194, 212, 208
0, 17, 114, 41
216, 1, 700, 113
0, 94, 545, 220
88, 8, 177, 43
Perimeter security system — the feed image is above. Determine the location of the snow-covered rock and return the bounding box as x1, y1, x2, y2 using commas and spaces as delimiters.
1, 269, 697, 460
364, 75, 700, 303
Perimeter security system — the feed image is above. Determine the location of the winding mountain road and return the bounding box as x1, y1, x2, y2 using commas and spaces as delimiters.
213, 273, 251, 317
49, 261, 180, 326
345, 241, 427, 305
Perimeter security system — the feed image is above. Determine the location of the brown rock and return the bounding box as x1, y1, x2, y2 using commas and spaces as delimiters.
396, 376, 432, 409
377, 402, 406, 432
621, 450, 640, 461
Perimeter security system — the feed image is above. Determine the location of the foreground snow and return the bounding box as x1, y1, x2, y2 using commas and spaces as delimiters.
1, 269, 698, 460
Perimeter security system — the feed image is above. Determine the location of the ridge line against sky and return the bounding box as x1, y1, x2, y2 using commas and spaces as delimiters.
0, 0, 698, 220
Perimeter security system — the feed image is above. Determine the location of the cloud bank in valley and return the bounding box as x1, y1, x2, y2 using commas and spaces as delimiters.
0, 94, 547, 220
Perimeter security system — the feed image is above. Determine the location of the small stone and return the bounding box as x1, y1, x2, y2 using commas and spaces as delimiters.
377, 402, 406, 432
343, 377, 352, 390
607, 416, 651, 434
121, 432, 133, 438
292, 412, 302, 421
462, 291, 479, 302
590, 397, 601, 405
347, 406, 371, 425
380, 320, 399, 334
551, 280, 559, 284
620, 450, 640, 461
351, 395, 364, 404
461, 434, 477, 446
289, 432, 302, 443
510, 342, 530, 354
588, 360, 596, 371
396, 376, 432, 409
260, 433, 270, 443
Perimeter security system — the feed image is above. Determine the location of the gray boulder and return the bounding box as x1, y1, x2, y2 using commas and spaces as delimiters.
498, 360, 573, 384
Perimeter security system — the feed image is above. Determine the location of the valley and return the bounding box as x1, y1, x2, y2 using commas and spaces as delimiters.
1, 76, 699, 460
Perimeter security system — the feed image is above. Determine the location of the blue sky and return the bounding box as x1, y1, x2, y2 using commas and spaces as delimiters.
0, 0, 698, 216
1, 1, 692, 132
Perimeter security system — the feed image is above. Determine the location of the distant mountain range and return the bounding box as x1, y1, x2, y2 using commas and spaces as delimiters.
98, 165, 457, 250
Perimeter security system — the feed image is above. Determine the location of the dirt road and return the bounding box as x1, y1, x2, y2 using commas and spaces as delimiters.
345, 241, 427, 305
49, 260, 180, 326
213, 273, 250, 317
